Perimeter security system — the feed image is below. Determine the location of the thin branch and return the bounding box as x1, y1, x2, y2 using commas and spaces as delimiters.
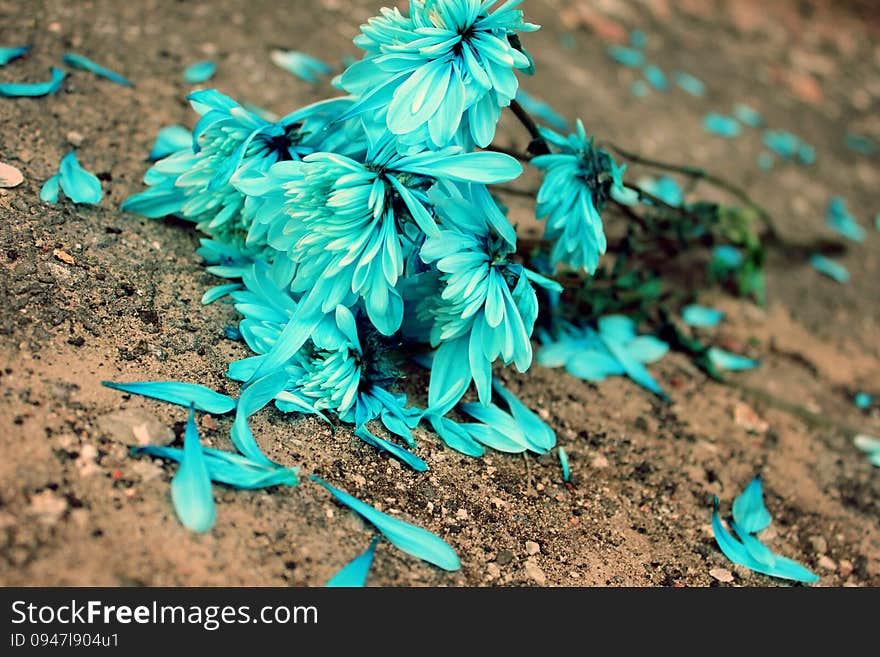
507, 99, 550, 156
606, 142, 780, 241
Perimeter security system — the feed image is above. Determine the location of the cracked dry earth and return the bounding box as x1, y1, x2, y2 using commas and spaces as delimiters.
1, 0, 879, 587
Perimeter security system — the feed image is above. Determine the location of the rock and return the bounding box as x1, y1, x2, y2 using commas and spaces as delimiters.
486, 563, 501, 580
809, 535, 828, 554
734, 402, 769, 433
709, 567, 734, 583
96, 409, 173, 447
455, 508, 468, 521
28, 490, 67, 525
0, 162, 24, 188
524, 559, 546, 585
592, 454, 610, 468
496, 550, 514, 566
131, 460, 164, 482
525, 540, 541, 556
75, 443, 101, 477
66, 131, 85, 147
817, 555, 836, 571
838, 559, 854, 578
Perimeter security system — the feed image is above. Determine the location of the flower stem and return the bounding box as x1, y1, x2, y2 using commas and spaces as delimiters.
606, 142, 781, 242
507, 99, 550, 156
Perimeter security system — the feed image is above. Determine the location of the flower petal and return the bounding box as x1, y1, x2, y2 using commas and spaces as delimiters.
311, 476, 460, 571
102, 380, 236, 414
170, 405, 216, 533
326, 536, 381, 587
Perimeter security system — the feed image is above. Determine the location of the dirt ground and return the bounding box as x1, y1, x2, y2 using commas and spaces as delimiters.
1, 0, 878, 587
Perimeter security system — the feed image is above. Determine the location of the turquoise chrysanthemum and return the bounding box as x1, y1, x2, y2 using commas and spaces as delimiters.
417, 184, 559, 412
339, 0, 539, 150
122, 91, 353, 252
531, 120, 625, 274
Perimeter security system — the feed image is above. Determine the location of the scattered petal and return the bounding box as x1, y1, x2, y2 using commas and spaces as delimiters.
732, 476, 772, 534
311, 476, 461, 571
843, 132, 874, 156
58, 151, 102, 204
712, 496, 817, 584
682, 304, 724, 328
62, 53, 133, 87
271, 50, 333, 83
0, 161, 24, 188
515, 89, 567, 130
825, 196, 865, 243
674, 71, 705, 96
809, 254, 849, 284
606, 45, 644, 68
148, 125, 193, 161
558, 446, 570, 482
133, 444, 298, 489
0, 45, 30, 66
326, 536, 380, 587
184, 60, 216, 83
763, 129, 814, 165
732, 103, 763, 128
629, 29, 647, 49
39, 174, 60, 203
642, 65, 667, 91
703, 113, 741, 138
0, 66, 66, 97
102, 380, 236, 414
491, 380, 556, 453
170, 405, 216, 533
854, 392, 873, 410
708, 347, 759, 371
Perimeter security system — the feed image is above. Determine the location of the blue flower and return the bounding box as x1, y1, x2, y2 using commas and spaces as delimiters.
416, 184, 559, 412
338, 0, 539, 150
232, 123, 521, 353
122, 90, 354, 253
531, 120, 625, 274
537, 315, 670, 399
225, 264, 427, 469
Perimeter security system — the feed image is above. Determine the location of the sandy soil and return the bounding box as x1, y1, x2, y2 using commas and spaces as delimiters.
1, 0, 878, 587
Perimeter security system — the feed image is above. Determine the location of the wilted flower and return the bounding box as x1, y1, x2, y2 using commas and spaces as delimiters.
122, 90, 353, 252
339, 0, 538, 150
233, 122, 521, 346
417, 184, 559, 412
531, 120, 625, 274
226, 265, 426, 468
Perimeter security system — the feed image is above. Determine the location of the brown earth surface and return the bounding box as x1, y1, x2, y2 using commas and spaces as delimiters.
1, 0, 879, 587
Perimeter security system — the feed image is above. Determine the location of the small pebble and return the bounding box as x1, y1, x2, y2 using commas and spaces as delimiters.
28, 490, 67, 525
709, 567, 734, 583
838, 559, 854, 578
524, 559, 547, 585
0, 162, 24, 188
592, 454, 610, 468
525, 540, 541, 555
817, 555, 837, 571
66, 130, 85, 147
809, 535, 828, 554
455, 508, 468, 521
486, 563, 501, 579
496, 550, 514, 566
